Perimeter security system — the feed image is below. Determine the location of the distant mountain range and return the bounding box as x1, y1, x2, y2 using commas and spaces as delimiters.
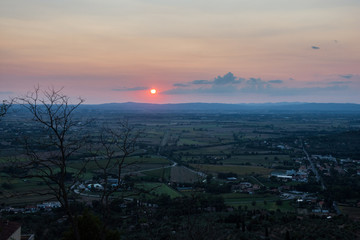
81, 102, 360, 113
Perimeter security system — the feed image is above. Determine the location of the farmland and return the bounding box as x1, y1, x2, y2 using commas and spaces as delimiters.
190, 164, 274, 177
1, 104, 360, 240
135, 182, 182, 199
1, 109, 360, 216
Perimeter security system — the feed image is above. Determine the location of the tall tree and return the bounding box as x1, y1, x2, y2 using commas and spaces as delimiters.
16, 87, 87, 240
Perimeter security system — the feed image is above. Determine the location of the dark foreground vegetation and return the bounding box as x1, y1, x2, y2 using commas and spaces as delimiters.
3, 194, 359, 240
1, 90, 360, 239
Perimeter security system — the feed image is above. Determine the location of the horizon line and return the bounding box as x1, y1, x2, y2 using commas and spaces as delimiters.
84, 101, 360, 105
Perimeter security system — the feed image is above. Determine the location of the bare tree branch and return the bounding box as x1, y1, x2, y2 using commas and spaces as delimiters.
87, 120, 144, 240
14, 86, 86, 240
0, 99, 13, 118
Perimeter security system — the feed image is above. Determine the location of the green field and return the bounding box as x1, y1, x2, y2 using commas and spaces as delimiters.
0, 176, 57, 206
190, 164, 274, 177
222, 154, 290, 166
136, 182, 182, 199
0, 157, 27, 163
125, 156, 171, 165
0, 155, 173, 206
177, 139, 207, 146
142, 168, 171, 180
0, 193, 56, 206
222, 193, 295, 211
67, 156, 171, 179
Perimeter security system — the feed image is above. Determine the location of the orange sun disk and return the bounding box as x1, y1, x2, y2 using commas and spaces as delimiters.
150, 89, 157, 94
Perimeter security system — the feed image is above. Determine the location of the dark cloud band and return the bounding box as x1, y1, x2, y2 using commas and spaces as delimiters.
112, 87, 148, 91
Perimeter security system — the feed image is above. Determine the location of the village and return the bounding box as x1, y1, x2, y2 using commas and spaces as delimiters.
2, 152, 358, 219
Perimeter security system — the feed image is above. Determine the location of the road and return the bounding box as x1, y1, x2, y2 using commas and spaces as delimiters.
158, 130, 169, 155
129, 159, 177, 175
303, 148, 326, 190
250, 176, 265, 187
157, 130, 206, 177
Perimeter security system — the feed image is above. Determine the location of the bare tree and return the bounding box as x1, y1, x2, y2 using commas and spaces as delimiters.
90, 121, 141, 239
16, 87, 87, 240
0, 99, 12, 118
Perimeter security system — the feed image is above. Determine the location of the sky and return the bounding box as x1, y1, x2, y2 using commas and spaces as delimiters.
1, 0, 360, 104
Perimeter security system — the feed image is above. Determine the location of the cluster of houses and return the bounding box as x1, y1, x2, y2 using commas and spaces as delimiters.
76, 178, 123, 193
299, 198, 332, 215
0, 201, 61, 214
270, 154, 360, 216
312, 155, 336, 162
313, 155, 360, 176
339, 158, 360, 176
268, 154, 357, 182
231, 182, 260, 194
270, 168, 309, 182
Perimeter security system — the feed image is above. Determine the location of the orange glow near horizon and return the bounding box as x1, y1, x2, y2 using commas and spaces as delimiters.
1, 1, 360, 103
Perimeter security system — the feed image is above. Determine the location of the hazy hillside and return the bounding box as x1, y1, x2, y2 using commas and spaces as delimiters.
82, 102, 360, 113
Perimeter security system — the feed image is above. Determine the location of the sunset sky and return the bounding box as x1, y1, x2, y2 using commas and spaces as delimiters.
1, 0, 360, 104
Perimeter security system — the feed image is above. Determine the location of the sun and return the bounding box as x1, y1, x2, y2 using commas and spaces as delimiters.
150, 88, 157, 95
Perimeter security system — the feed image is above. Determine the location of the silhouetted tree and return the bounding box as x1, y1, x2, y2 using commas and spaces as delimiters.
0, 99, 11, 119
90, 121, 141, 239
16, 87, 87, 240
